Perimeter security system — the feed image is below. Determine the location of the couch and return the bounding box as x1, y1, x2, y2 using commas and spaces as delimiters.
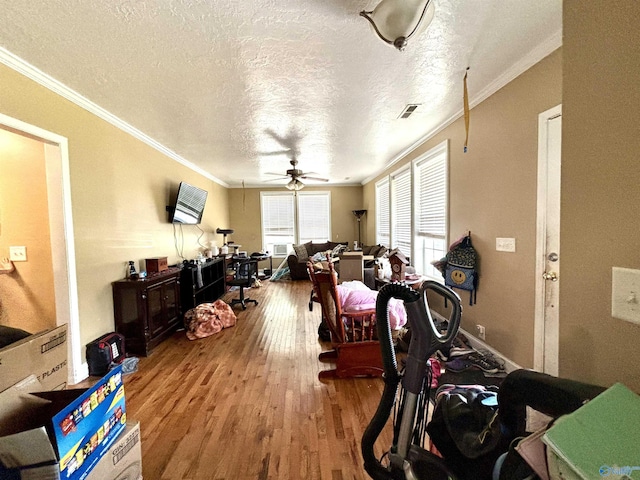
287, 241, 347, 280
359, 244, 388, 268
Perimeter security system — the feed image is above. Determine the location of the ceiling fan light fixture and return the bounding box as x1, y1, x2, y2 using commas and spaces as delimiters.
286, 178, 305, 191
360, 0, 435, 51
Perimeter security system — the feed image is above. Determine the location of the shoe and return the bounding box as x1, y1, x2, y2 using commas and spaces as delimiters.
444, 357, 474, 373
452, 334, 473, 350
448, 346, 475, 357
467, 352, 503, 374
435, 349, 449, 362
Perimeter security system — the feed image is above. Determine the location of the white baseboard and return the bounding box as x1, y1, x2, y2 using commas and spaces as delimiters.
460, 328, 522, 373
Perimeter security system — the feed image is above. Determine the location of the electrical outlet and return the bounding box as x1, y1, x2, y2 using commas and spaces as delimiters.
476, 324, 486, 340
9, 246, 27, 262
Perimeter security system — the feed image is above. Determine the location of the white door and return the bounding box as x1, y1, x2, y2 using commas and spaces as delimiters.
534, 105, 562, 375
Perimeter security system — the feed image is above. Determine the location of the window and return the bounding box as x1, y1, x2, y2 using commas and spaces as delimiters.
297, 192, 331, 244
261, 191, 331, 255
261, 193, 295, 255
413, 141, 448, 280
375, 178, 390, 247
391, 167, 412, 257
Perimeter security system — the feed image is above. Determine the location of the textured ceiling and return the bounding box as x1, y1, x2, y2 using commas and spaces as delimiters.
0, 0, 562, 188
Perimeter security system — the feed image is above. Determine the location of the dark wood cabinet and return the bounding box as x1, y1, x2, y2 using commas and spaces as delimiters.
180, 257, 226, 312
112, 268, 181, 356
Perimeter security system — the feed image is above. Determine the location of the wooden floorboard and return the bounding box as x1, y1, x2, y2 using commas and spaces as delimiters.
119, 278, 393, 480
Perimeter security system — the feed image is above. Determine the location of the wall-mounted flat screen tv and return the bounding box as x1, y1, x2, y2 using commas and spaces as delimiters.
170, 182, 208, 224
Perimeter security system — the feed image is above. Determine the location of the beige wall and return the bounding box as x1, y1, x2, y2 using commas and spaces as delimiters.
0, 128, 57, 333
3, 1, 639, 391
0, 63, 229, 348
228, 185, 365, 260
560, 1, 640, 390
363, 49, 563, 369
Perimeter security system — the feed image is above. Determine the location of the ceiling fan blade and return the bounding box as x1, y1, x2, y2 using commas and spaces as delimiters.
257, 149, 292, 157
300, 175, 329, 182
265, 172, 289, 176
264, 176, 289, 182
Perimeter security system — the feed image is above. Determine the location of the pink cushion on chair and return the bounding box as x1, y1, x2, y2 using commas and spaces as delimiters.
337, 284, 407, 330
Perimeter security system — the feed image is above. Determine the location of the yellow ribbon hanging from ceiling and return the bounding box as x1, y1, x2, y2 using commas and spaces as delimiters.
463, 67, 470, 153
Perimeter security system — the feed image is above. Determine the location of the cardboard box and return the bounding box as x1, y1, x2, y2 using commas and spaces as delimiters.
145, 257, 168, 273
0, 365, 127, 480
86, 421, 142, 480
543, 383, 640, 480
0, 324, 68, 392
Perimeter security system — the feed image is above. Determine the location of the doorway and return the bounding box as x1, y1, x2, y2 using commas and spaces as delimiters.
534, 104, 562, 375
0, 113, 83, 383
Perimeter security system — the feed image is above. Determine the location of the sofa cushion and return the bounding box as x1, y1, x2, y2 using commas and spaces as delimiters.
331, 243, 348, 257
361, 244, 387, 258
293, 243, 309, 261
361, 245, 375, 256
311, 242, 329, 255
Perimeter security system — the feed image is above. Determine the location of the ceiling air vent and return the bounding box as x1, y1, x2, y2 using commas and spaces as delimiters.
399, 104, 420, 119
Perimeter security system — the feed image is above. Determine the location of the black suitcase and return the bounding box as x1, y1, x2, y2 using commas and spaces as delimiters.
86, 332, 126, 376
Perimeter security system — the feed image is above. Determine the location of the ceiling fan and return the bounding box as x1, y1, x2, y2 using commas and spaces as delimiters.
265, 158, 329, 191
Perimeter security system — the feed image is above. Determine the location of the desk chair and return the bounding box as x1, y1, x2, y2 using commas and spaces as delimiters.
227, 258, 259, 309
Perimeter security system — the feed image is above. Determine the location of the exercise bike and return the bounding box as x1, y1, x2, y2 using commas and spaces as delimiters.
362, 281, 606, 480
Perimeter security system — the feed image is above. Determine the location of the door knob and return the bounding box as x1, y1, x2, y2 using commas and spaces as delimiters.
542, 271, 558, 282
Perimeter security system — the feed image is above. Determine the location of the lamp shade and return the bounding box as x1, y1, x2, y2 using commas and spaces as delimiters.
360, 0, 435, 51
286, 178, 305, 191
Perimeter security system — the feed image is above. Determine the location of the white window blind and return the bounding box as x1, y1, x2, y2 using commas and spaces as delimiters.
297, 192, 331, 243
376, 179, 390, 247
261, 193, 295, 254
261, 191, 331, 255
414, 141, 448, 279
416, 159, 446, 237
391, 168, 412, 257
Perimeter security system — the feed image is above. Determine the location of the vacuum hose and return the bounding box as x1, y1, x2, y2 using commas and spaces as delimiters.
362, 283, 421, 480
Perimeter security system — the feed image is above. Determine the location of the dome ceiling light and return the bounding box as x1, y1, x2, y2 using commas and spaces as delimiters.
360, 0, 435, 51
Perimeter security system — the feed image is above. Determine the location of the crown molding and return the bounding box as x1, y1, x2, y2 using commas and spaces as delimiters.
0, 47, 228, 188
361, 28, 563, 185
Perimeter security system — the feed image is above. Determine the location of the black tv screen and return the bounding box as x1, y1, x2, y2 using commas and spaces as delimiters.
171, 182, 208, 224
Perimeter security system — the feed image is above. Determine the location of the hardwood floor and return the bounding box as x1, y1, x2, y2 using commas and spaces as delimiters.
123, 278, 394, 480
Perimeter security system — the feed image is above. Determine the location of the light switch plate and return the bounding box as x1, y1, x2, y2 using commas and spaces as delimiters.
9, 246, 27, 262
612, 267, 640, 324
496, 237, 516, 252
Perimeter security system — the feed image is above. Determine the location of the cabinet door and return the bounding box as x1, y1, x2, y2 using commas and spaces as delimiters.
146, 283, 166, 337
164, 278, 181, 327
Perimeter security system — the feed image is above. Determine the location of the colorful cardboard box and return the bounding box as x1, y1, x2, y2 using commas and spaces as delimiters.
0, 365, 126, 480
86, 421, 142, 480
0, 324, 68, 392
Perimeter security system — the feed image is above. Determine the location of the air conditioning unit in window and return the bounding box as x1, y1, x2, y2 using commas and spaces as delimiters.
273, 244, 289, 256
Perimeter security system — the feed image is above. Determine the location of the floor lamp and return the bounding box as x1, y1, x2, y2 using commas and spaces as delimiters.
352, 210, 367, 249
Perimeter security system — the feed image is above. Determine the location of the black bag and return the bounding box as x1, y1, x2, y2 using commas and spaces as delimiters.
86, 332, 126, 376
427, 384, 506, 479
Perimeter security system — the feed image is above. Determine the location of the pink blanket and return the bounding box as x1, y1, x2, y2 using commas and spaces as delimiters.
184, 300, 237, 340
337, 282, 407, 330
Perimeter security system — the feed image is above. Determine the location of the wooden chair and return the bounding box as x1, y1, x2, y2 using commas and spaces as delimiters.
307, 260, 383, 379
